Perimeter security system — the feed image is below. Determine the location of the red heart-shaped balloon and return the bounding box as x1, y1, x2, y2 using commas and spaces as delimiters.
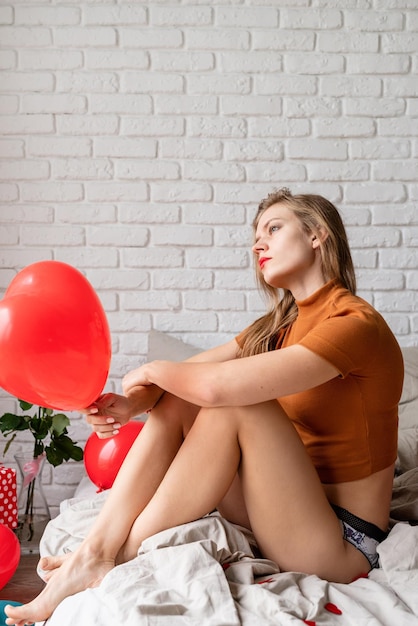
0, 261, 111, 410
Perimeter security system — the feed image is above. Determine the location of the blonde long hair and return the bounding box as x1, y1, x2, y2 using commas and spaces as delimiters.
238, 188, 356, 357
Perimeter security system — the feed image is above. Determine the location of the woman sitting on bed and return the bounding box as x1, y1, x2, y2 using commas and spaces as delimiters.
6, 188, 404, 626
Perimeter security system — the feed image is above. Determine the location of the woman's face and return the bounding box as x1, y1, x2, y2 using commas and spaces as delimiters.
253, 202, 323, 297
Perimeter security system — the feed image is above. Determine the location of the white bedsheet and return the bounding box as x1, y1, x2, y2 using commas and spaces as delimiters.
36, 490, 418, 626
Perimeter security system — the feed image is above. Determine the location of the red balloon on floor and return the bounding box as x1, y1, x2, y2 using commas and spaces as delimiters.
0, 261, 111, 410
0, 523, 20, 590
84, 421, 144, 491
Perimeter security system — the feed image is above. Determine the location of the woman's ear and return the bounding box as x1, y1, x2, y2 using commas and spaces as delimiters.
311, 227, 328, 249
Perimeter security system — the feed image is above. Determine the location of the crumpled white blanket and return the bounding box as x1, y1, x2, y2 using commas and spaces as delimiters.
35, 491, 418, 626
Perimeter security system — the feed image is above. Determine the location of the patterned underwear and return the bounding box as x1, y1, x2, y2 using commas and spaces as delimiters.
332, 504, 388, 569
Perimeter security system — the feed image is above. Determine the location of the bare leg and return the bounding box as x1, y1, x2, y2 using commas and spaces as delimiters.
6, 400, 367, 625
5, 393, 199, 626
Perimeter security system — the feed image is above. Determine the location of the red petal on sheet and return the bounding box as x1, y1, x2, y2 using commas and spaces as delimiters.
303, 620, 316, 625
256, 577, 275, 585
351, 572, 369, 582
325, 602, 343, 615
222, 563, 231, 570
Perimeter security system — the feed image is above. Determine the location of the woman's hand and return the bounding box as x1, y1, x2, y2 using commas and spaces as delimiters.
83, 393, 134, 439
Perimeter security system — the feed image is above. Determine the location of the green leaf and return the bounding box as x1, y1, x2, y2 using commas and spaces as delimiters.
51, 413, 70, 437
19, 400, 33, 411
30, 416, 51, 440
45, 445, 64, 467
0, 413, 28, 433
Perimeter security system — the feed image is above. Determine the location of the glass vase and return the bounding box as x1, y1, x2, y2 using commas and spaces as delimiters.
14, 453, 51, 554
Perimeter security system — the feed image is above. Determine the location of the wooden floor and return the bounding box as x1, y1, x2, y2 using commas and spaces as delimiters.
0, 554, 45, 604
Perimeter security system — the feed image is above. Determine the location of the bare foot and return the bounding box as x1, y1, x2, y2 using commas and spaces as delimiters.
5, 547, 114, 626
38, 553, 71, 581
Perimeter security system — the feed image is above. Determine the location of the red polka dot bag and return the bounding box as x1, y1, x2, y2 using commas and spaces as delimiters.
0, 463, 18, 530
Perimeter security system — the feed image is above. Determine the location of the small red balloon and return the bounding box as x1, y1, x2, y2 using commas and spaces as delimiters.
0, 523, 20, 590
84, 421, 144, 491
0, 261, 111, 410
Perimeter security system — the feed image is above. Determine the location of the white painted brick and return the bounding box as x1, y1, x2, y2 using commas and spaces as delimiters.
0, 95, 18, 114
54, 27, 117, 47
151, 6, 212, 26
187, 248, 248, 269
385, 77, 418, 97
218, 311, 260, 334
373, 161, 418, 181
152, 225, 213, 247
214, 224, 253, 245
90, 94, 152, 114
0, 6, 13, 24
118, 28, 182, 50
152, 51, 214, 72
189, 116, 247, 139
221, 93, 281, 116
0, 139, 24, 158
318, 32, 379, 52
188, 74, 250, 95
55, 205, 116, 224
0, 247, 52, 269
346, 53, 411, 74
403, 227, 418, 244
216, 7, 279, 28
309, 161, 369, 181
86, 182, 148, 202
351, 139, 411, 160
57, 247, 118, 268
153, 269, 213, 290
154, 312, 218, 333
281, 8, 342, 29
248, 118, 310, 138
220, 51, 282, 73
351, 249, 378, 268
315, 117, 375, 137
380, 249, 418, 269
57, 115, 118, 136
87, 225, 148, 247
53, 158, 113, 180
345, 98, 405, 117
84, 5, 147, 25
382, 33, 418, 53
115, 159, 180, 181
121, 72, 183, 94
356, 269, 404, 290
378, 118, 418, 136
57, 72, 118, 94
285, 97, 340, 118
21, 225, 85, 246
349, 224, 402, 247
215, 269, 257, 290
86, 49, 149, 70
345, 183, 406, 204
285, 53, 344, 74
245, 161, 307, 183
0, 225, 19, 245
94, 137, 156, 158
253, 30, 315, 51
183, 206, 246, 225
321, 76, 382, 97
0, 159, 49, 180
122, 116, 184, 137
155, 95, 217, 115
224, 140, 283, 162
119, 205, 181, 224
184, 291, 245, 311
20, 49, 83, 70
123, 248, 183, 269
160, 138, 222, 160
89, 271, 149, 293
184, 160, 244, 182
0, 72, 53, 92
287, 139, 347, 160
151, 181, 212, 202
345, 10, 403, 31
15, 6, 80, 25
186, 29, 250, 50
28, 136, 91, 157
0, 27, 51, 47
0, 206, 53, 223
0, 50, 16, 69
372, 205, 417, 225
22, 94, 87, 114
21, 183, 84, 203
254, 75, 317, 96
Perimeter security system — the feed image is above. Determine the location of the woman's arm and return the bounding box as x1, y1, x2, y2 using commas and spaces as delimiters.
123, 344, 340, 407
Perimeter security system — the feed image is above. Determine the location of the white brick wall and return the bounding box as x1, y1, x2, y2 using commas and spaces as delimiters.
0, 1, 417, 512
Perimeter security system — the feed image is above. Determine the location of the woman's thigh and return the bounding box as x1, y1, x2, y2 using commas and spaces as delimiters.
207, 400, 370, 583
